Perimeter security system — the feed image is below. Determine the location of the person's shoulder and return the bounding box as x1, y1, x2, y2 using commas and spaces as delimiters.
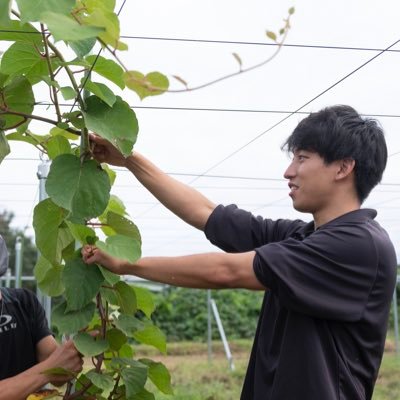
3, 287, 40, 305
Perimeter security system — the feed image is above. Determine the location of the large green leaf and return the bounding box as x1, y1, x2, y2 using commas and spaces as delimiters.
0, 130, 10, 164
130, 388, 156, 400
106, 328, 127, 351
115, 281, 137, 314
124, 71, 169, 100
133, 286, 155, 318
82, 95, 138, 157
46, 154, 111, 223
46, 135, 72, 160
0, 20, 42, 43
0, 42, 51, 85
84, 79, 116, 107
103, 212, 142, 240
140, 359, 173, 395
16, 0, 75, 23
96, 234, 141, 264
6, 131, 49, 146
99, 265, 120, 285
119, 361, 148, 397
133, 322, 167, 354
62, 258, 104, 312
73, 332, 109, 357
68, 37, 96, 59
85, 55, 125, 89
0, 0, 11, 25
34, 255, 65, 297
0, 76, 34, 130
65, 221, 96, 245
52, 300, 96, 334
33, 198, 68, 264
86, 370, 114, 393
41, 12, 105, 42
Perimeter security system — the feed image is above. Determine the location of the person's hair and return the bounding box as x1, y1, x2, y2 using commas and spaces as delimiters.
282, 105, 388, 203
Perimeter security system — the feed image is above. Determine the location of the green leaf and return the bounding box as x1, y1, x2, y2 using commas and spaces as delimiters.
0, 0, 11, 26
65, 221, 96, 245
52, 300, 96, 334
133, 286, 155, 318
16, 0, 75, 23
0, 130, 10, 164
6, 131, 49, 146
46, 154, 111, 223
62, 258, 104, 312
60, 86, 76, 101
34, 256, 65, 297
50, 126, 78, 141
266, 30, 277, 42
133, 322, 167, 354
115, 281, 137, 314
86, 55, 125, 89
41, 12, 105, 42
62, 111, 85, 130
68, 37, 96, 59
0, 76, 34, 130
140, 359, 173, 395
124, 71, 169, 100
33, 198, 68, 264
84, 79, 116, 107
99, 265, 120, 285
46, 135, 72, 159
96, 234, 141, 264
106, 328, 127, 351
120, 362, 148, 397
83, 95, 138, 157
289, 6, 295, 15
86, 370, 114, 392
100, 163, 116, 186
0, 42, 50, 85
73, 332, 109, 357
103, 212, 141, 240
0, 20, 42, 44
130, 388, 155, 400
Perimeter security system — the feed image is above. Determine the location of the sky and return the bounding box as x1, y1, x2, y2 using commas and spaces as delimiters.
1, 0, 400, 264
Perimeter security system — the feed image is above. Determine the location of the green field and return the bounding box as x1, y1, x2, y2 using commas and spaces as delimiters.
136, 339, 400, 400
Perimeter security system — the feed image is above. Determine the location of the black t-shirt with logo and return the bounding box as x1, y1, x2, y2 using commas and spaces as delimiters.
205, 205, 397, 400
0, 288, 52, 379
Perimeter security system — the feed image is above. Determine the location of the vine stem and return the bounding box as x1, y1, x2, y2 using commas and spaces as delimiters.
40, 23, 62, 122
0, 110, 80, 135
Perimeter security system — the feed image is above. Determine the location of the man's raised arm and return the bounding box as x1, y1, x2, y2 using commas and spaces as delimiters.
90, 134, 216, 230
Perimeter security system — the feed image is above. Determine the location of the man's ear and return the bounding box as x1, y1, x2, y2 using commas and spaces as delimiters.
336, 158, 356, 180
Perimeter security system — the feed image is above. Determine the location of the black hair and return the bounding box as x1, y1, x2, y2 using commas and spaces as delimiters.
282, 105, 388, 203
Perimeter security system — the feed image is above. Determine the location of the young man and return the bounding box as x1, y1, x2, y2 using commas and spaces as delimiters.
82, 105, 397, 400
0, 236, 83, 400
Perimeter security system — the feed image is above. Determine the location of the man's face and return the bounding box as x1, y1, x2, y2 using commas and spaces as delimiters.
283, 149, 340, 214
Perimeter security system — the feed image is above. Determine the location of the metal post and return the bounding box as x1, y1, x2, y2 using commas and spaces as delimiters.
210, 298, 235, 371
14, 236, 23, 289
207, 289, 212, 362
37, 159, 52, 325
4, 268, 11, 288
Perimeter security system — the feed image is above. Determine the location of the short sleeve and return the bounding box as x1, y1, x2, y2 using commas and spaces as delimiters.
26, 290, 52, 344
205, 204, 306, 252
253, 225, 378, 321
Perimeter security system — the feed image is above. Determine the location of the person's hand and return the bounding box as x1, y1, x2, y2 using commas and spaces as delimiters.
42, 340, 83, 384
89, 134, 128, 167
81, 245, 125, 275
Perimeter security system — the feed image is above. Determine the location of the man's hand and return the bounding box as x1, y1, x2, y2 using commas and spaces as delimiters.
82, 245, 126, 275
90, 134, 127, 167
41, 340, 83, 384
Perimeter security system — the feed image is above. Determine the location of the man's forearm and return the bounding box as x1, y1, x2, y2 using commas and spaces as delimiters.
119, 251, 264, 290
125, 152, 216, 230
0, 363, 50, 400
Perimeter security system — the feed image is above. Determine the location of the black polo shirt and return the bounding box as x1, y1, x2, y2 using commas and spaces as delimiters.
205, 205, 397, 400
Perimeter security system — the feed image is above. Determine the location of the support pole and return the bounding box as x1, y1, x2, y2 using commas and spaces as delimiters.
207, 289, 212, 362
37, 159, 52, 325
14, 236, 23, 289
394, 279, 399, 354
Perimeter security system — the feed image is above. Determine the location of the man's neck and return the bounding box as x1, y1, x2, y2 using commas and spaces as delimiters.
313, 202, 361, 229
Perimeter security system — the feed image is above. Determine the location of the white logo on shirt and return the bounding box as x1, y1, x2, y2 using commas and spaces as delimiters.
0, 314, 17, 333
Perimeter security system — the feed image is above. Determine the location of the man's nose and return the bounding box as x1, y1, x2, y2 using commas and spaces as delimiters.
283, 162, 295, 179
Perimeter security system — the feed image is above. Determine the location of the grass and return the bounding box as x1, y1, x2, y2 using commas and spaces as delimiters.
135, 338, 400, 400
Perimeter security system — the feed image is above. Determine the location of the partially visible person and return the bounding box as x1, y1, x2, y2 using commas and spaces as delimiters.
82, 105, 396, 400
0, 235, 83, 400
